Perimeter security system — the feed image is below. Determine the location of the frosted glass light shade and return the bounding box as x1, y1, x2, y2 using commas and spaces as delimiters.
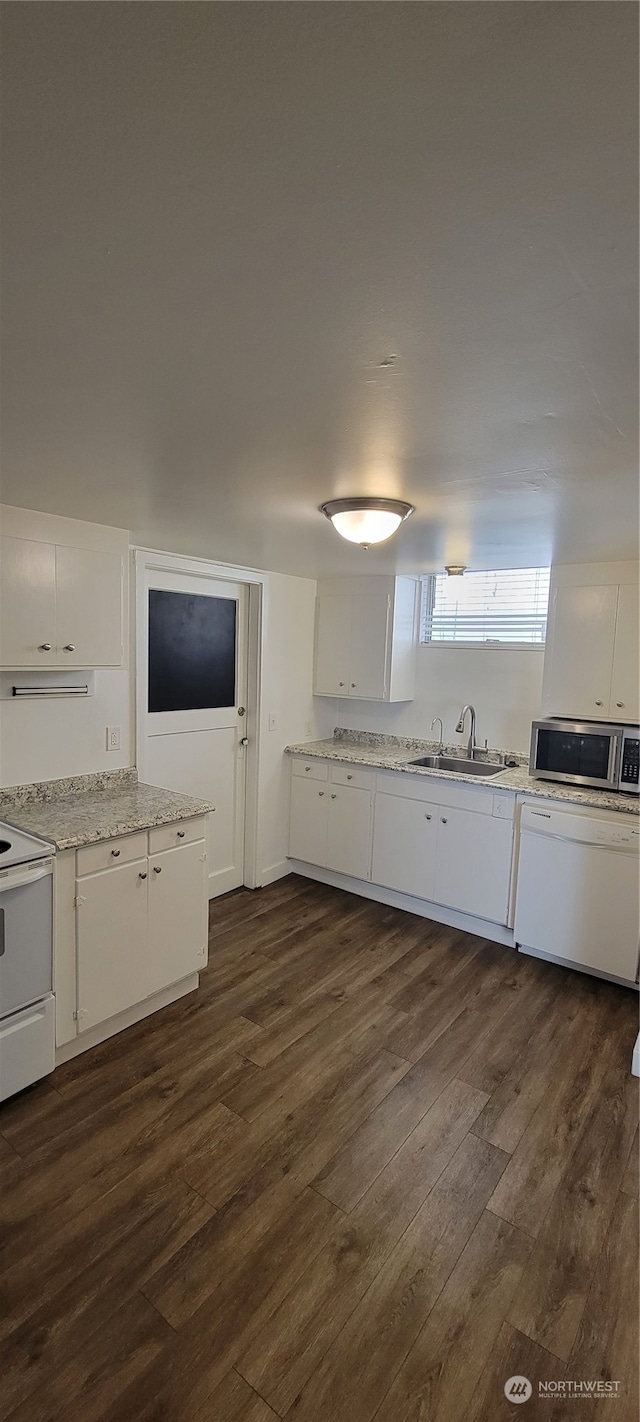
320, 498, 414, 548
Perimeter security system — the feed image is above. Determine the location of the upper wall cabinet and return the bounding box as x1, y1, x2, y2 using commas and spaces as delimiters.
541, 563, 639, 723
314, 576, 419, 702
0, 507, 128, 670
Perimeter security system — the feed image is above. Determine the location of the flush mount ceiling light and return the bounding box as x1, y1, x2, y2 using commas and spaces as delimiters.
444, 564, 467, 576
320, 497, 414, 549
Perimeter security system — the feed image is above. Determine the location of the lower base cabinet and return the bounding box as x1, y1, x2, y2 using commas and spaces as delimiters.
289, 769, 373, 881
75, 819, 207, 1033
289, 758, 515, 927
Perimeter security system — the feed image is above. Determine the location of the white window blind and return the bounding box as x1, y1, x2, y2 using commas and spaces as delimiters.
421, 567, 550, 645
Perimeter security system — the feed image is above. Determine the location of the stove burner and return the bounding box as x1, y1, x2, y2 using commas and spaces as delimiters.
0, 840, 12, 853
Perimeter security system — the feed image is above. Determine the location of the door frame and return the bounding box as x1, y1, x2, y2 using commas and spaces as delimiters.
133, 547, 264, 890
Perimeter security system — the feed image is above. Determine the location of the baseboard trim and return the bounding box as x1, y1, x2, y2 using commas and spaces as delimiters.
55, 974, 200, 1064
286, 860, 514, 947
258, 859, 291, 887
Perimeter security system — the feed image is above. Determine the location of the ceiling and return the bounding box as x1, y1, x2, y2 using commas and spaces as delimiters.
1, 2, 638, 578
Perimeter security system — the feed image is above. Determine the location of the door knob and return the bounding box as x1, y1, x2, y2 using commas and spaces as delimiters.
63, 644, 76, 652
38, 643, 52, 652
153, 865, 162, 874
240, 737, 249, 747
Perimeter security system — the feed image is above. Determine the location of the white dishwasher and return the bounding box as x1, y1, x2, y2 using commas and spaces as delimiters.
515, 803, 640, 987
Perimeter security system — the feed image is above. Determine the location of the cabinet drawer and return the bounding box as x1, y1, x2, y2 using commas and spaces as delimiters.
148, 817, 206, 855
77, 831, 148, 876
330, 764, 375, 790
291, 758, 329, 783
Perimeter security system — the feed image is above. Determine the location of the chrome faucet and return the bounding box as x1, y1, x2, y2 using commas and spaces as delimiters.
430, 717, 444, 755
455, 704, 477, 759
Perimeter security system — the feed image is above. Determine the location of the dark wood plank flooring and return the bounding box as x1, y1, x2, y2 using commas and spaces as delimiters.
0, 874, 637, 1422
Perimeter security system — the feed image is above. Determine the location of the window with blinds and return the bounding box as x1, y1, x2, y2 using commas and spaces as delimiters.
420, 567, 551, 645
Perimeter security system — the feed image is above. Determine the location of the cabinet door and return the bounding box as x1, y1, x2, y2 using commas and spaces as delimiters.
434, 808, 513, 924
55, 545, 124, 666
148, 841, 208, 994
326, 786, 372, 880
371, 793, 437, 899
314, 595, 351, 695
0, 536, 56, 667
543, 583, 617, 718
76, 860, 149, 1030
349, 594, 390, 699
289, 775, 329, 865
611, 584, 640, 721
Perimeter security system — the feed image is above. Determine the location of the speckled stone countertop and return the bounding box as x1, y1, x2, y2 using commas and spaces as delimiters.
0, 770, 214, 850
285, 730, 640, 816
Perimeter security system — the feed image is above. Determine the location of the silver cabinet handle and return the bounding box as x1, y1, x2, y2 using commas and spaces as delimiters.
331, 793, 337, 799
441, 817, 448, 824
153, 865, 162, 873
38, 643, 52, 652
177, 830, 185, 838
111, 849, 120, 858
63, 644, 76, 652
139, 871, 147, 880
425, 813, 432, 820
595, 700, 603, 707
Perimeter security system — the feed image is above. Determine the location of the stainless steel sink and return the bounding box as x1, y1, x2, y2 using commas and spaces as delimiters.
407, 755, 504, 778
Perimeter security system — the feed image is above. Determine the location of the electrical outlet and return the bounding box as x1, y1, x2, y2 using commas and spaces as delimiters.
106, 726, 121, 752
268, 713, 277, 732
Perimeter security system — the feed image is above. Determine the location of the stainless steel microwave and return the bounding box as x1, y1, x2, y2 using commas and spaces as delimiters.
529, 719, 640, 794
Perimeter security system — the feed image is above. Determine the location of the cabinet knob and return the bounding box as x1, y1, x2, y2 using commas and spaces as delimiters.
38, 643, 52, 652
177, 830, 185, 838
595, 700, 603, 707
111, 849, 120, 858
318, 791, 325, 797
339, 682, 345, 687
63, 643, 76, 653
351, 683, 356, 689
153, 865, 162, 874
441, 817, 448, 824
139, 871, 147, 880
346, 774, 353, 781
425, 813, 432, 820
331, 793, 337, 799
304, 765, 311, 772
616, 701, 625, 708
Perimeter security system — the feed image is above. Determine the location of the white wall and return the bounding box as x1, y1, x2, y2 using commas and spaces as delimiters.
0, 669, 132, 787
318, 644, 544, 754
255, 571, 332, 882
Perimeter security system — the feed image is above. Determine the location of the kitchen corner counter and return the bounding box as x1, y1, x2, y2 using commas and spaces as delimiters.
0, 772, 214, 850
285, 734, 639, 815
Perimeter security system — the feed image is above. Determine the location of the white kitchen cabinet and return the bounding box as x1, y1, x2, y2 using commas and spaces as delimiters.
55, 545, 124, 667
147, 841, 208, 994
0, 521, 126, 669
76, 858, 150, 1030
542, 565, 639, 723
326, 784, 373, 880
434, 806, 514, 923
289, 774, 329, 865
289, 762, 373, 878
314, 576, 419, 701
0, 536, 57, 666
75, 818, 207, 1034
610, 583, 640, 721
371, 792, 437, 899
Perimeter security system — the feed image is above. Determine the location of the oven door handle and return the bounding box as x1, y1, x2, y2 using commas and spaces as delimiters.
0, 862, 52, 893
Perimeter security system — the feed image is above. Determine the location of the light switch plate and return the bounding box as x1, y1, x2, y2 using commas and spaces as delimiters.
268, 713, 277, 732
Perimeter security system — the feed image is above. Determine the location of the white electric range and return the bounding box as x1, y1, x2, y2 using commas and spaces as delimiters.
0, 821, 56, 1102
